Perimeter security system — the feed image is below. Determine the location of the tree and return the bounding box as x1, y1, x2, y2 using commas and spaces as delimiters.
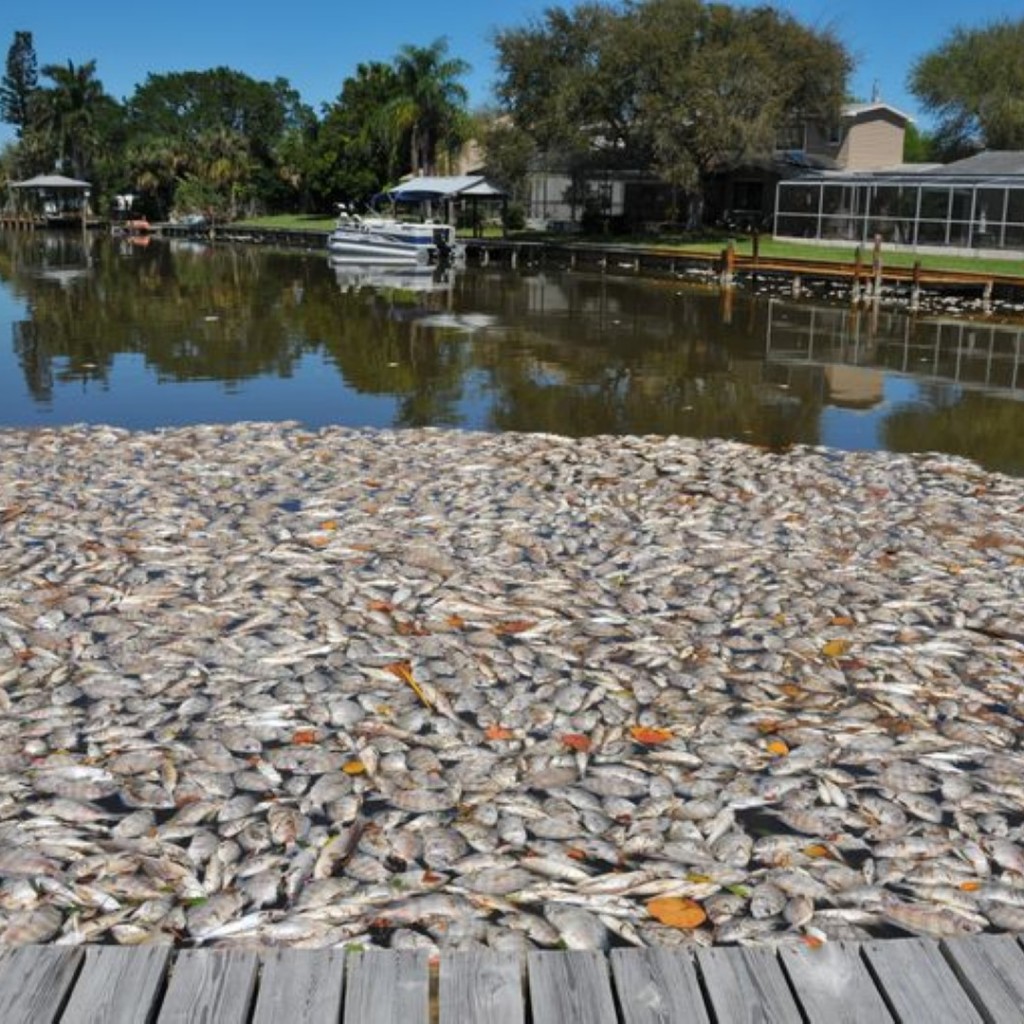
387, 38, 471, 176
0, 30, 38, 136
493, 0, 851, 207
36, 59, 113, 178
908, 18, 1024, 157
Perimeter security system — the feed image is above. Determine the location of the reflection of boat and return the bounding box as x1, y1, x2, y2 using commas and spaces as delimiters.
327, 207, 460, 265
329, 257, 452, 294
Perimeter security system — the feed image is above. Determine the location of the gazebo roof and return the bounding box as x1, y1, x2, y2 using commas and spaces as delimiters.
10, 174, 91, 190
385, 175, 505, 201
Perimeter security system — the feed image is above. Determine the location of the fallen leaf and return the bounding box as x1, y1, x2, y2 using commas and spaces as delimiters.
493, 620, 537, 635
801, 933, 826, 950
821, 639, 851, 658
368, 600, 394, 613
779, 683, 802, 698
803, 844, 835, 860
561, 733, 592, 752
766, 739, 790, 756
629, 726, 674, 745
445, 614, 466, 630
959, 880, 982, 892
646, 896, 707, 929
342, 760, 366, 775
830, 615, 855, 627
320, 520, 338, 531
292, 729, 318, 745
485, 724, 514, 741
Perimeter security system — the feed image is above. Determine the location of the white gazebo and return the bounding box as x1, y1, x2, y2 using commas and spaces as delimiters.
7, 173, 92, 228
383, 175, 507, 235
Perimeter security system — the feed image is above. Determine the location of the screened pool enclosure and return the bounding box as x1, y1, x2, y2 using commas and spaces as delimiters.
775, 174, 1024, 253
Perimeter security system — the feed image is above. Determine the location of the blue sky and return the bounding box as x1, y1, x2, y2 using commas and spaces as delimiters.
1, 0, 1021, 147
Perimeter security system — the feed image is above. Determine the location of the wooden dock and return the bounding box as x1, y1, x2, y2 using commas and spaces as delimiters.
1, 935, 1023, 1023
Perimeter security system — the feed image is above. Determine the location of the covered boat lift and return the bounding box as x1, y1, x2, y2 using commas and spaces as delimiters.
383, 175, 507, 236
4, 174, 93, 229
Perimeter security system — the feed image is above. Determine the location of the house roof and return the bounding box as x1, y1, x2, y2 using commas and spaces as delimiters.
933, 151, 1024, 175
10, 174, 91, 189
386, 175, 505, 201
841, 102, 913, 124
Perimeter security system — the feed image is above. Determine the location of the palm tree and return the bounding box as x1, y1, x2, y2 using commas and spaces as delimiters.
387, 39, 470, 176
38, 59, 106, 177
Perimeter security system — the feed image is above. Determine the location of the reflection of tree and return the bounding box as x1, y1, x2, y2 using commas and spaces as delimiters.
456, 271, 824, 445
12, 319, 52, 402
883, 388, 1024, 476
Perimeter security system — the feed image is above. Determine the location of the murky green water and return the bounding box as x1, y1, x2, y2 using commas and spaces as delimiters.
2, 230, 1023, 475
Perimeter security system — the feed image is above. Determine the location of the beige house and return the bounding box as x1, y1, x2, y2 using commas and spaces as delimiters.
801, 102, 912, 171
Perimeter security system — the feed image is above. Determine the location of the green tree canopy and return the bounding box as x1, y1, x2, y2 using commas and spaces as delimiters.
1, 30, 38, 136
908, 17, 1024, 157
493, 0, 851, 189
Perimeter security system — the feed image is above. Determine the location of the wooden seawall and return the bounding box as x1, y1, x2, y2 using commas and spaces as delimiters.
2, 934, 1023, 1023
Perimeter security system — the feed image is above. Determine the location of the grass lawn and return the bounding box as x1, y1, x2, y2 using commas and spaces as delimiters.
229, 215, 1024, 279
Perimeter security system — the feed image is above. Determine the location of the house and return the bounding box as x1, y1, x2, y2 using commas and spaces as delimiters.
774, 150, 1024, 255
521, 103, 913, 232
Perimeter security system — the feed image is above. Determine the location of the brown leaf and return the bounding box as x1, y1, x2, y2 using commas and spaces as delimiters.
646, 896, 707, 929
493, 620, 537, 635
292, 729, 318, 745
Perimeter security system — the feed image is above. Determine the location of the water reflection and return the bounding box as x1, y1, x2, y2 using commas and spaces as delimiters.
1, 230, 1022, 474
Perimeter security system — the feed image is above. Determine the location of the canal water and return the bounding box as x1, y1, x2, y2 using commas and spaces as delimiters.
2, 230, 1022, 475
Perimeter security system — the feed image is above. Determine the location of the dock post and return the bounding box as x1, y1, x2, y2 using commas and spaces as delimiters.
983, 280, 993, 314
510, 246, 518, 269
720, 241, 735, 288
792, 275, 802, 298
910, 261, 921, 313
872, 234, 882, 298
852, 246, 863, 304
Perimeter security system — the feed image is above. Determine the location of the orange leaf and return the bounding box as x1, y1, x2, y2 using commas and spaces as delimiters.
292, 729, 318, 745
485, 724, 514, 741
830, 615, 855, 627
493, 620, 537, 635
959, 880, 982, 892
803, 844, 831, 858
646, 896, 707, 929
566, 847, 587, 861
630, 726, 674, 745
320, 520, 338, 531
369, 600, 394, 613
342, 760, 366, 775
821, 639, 851, 658
779, 683, 802, 698
445, 614, 466, 629
801, 933, 826, 949
766, 739, 790, 756
561, 733, 592, 752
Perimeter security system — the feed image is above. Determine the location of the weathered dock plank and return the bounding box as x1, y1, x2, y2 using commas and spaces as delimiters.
861, 938, 984, 1024
778, 941, 894, 1023
697, 946, 803, 1023
941, 935, 1024, 1024
528, 950, 618, 1024
156, 949, 259, 1024
610, 947, 710, 1024
253, 948, 345, 1024
342, 950, 429, 1024
61, 946, 171, 1024
0, 946, 83, 1024
439, 951, 523, 1024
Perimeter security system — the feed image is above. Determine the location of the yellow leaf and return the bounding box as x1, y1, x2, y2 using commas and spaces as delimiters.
320, 520, 338, 531
803, 844, 836, 860
342, 760, 366, 775
646, 897, 707, 929
766, 739, 790, 756
821, 639, 850, 658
